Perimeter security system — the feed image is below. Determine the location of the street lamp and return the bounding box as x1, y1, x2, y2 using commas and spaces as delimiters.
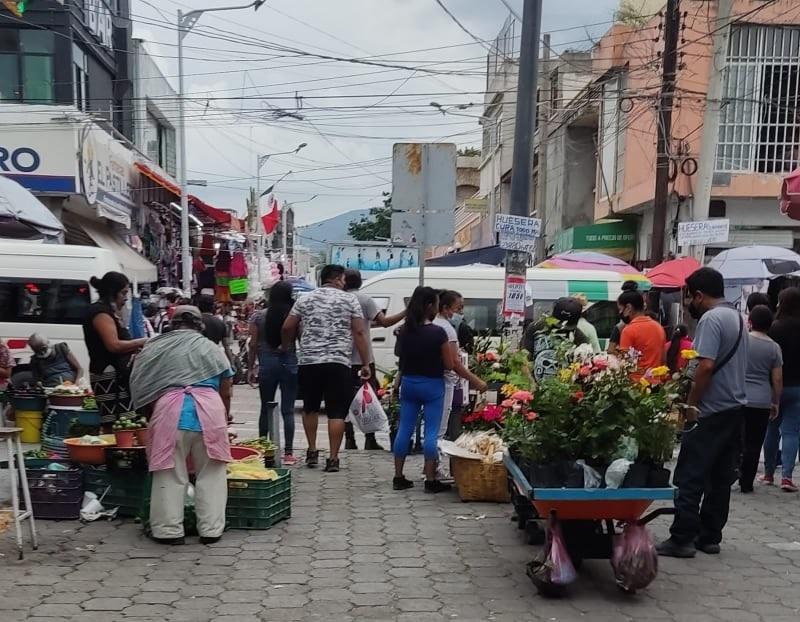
260, 170, 293, 197
256, 142, 307, 196
177, 0, 266, 292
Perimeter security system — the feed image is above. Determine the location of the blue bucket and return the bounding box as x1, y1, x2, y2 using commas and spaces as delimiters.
11, 395, 47, 411
77, 410, 101, 426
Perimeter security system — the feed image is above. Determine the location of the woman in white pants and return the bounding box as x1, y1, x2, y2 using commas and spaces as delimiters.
432, 291, 488, 477
130, 306, 233, 545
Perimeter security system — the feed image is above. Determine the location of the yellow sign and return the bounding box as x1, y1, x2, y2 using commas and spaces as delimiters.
464, 197, 488, 213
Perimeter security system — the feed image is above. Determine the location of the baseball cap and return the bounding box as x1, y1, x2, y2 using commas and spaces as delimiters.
172, 305, 202, 322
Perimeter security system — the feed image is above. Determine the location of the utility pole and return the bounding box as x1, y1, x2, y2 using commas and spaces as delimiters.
505, 0, 542, 345
535, 33, 551, 264
689, 0, 732, 263
649, 0, 681, 265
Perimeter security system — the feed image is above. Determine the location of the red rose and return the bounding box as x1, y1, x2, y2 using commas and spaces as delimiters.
579, 365, 592, 378
572, 390, 585, 401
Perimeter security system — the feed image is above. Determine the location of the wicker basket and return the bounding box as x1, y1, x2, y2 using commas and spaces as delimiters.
451, 456, 510, 503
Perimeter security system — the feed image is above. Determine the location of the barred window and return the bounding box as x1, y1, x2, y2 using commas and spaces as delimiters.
716, 24, 800, 174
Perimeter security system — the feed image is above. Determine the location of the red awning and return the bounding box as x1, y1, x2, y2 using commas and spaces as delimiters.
189, 195, 231, 226
135, 161, 180, 196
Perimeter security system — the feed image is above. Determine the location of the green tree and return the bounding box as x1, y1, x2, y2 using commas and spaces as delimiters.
458, 146, 481, 157
348, 192, 392, 241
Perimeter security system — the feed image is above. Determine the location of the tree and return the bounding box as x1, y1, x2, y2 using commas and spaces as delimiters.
615, 0, 650, 27
348, 192, 392, 241
458, 146, 481, 157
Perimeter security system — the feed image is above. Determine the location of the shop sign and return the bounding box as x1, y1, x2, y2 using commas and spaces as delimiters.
502, 274, 526, 317
80, 123, 137, 227
0, 114, 78, 193
677, 219, 730, 246
464, 197, 488, 214
84, 0, 114, 50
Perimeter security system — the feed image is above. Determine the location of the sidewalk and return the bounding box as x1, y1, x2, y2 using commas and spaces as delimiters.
1, 386, 800, 621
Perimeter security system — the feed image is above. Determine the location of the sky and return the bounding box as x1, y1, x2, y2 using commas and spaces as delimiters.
132, 0, 619, 227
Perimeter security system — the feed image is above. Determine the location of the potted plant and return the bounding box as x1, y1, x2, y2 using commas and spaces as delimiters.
112, 414, 145, 448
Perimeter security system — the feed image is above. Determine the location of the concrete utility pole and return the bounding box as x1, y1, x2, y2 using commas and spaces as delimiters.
689, 0, 733, 263
505, 0, 542, 344
535, 33, 551, 264
649, 0, 681, 265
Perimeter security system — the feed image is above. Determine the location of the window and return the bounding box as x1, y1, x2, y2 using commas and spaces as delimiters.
0, 278, 90, 325
583, 301, 619, 340
709, 200, 727, 218
717, 25, 800, 174
0, 29, 55, 103
598, 76, 623, 198
463, 298, 503, 336
73, 44, 89, 110
144, 111, 177, 176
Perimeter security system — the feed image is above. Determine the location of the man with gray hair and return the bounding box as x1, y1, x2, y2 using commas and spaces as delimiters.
28, 333, 83, 387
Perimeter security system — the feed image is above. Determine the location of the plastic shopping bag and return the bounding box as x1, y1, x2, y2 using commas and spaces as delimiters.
548, 521, 578, 585
348, 382, 390, 434
611, 523, 658, 592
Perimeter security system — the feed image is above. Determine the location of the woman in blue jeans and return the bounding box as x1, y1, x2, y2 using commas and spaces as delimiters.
249, 281, 298, 465
393, 286, 455, 493
766, 287, 800, 491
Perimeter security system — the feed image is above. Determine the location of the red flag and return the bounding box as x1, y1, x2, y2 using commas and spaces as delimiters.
261, 198, 280, 234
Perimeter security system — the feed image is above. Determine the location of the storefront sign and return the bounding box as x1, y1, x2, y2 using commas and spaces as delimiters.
0, 109, 78, 193
553, 220, 637, 262
495, 214, 541, 253
80, 123, 137, 227
84, 0, 114, 50
502, 274, 526, 317
464, 197, 488, 214
677, 219, 730, 246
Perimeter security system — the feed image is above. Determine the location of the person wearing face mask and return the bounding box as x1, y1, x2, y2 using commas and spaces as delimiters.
657, 267, 747, 558
28, 334, 83, 387
617, 289, 666, 380
433, 291, 488, 477
83, 272, 148, 431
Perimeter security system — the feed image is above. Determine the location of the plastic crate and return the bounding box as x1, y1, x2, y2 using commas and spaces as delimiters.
23, 466, 84, 520
84, 467, 152, 518
226, 469, 291, 530
104, 447, 148, 473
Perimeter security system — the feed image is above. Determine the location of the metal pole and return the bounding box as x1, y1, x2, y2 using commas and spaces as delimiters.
418, 145, 429, 286
649, 0, 681, 264
504, 0, 542, 346
281, 201, 288, 260
689, 0, 732, 263
255, 161, 262, 287
177, 9, 191, 293
535, 33, 551, 264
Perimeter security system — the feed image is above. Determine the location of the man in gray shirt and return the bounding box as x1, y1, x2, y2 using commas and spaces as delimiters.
658, 268, 747, 559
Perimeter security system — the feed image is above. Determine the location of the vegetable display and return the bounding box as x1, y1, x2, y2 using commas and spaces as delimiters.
112, 414, 147, 431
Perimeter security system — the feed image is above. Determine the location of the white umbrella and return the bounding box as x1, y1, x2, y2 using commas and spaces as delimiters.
0, 175, 65, 239
708, 245, 800, 283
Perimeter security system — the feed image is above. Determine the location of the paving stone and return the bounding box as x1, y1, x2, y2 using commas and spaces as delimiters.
81, 597, 131, 611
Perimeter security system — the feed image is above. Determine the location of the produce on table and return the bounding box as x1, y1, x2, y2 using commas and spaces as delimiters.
454, 431, 506, 464
23, 449, 49, 459
227, 456, 279, 480
82, 396, 97, 410
48, 381, 92, 396
235, 437, 275, 452
112, 414, 147, 431
73, 435, 112, 446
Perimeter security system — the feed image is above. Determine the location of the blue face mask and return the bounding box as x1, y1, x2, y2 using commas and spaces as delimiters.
449, 313, 464, 329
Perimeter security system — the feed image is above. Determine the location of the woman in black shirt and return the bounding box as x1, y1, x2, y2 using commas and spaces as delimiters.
250, 281, 298, 465
393, 286, 455, 493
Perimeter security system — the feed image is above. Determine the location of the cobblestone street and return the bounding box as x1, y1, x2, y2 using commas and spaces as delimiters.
2, 386, 800, 621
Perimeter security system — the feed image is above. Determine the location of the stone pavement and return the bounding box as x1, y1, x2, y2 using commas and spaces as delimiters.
2, 386, 800, 621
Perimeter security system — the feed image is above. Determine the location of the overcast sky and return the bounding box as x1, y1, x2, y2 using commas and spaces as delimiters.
132, 0, 619, 228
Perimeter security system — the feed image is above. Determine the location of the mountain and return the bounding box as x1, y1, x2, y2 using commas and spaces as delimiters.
294, 208, 369, 252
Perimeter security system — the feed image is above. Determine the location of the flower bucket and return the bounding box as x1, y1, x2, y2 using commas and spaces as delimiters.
135, 428, 149, 447
114, 430, 136, 448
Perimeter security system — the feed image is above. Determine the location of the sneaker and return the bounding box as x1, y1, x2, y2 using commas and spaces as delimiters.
150, 535, 185, 546
364, 435, 385, 451
695, 540, 721, 555
424, 480, 452, 494
393, 476, 414, 491
282, 454, 297, 466
758, 474, 774, 485
656, 537, 696, 558
781, 478, 798, 492
306, 449, 320, 468
323, 458, 340, 473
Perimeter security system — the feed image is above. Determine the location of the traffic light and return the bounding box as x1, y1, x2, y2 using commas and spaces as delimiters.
2, 1, 27, 17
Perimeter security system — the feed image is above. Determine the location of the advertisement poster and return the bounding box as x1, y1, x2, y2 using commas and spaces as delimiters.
502, 274, 526, 317
329, 244, 418, 275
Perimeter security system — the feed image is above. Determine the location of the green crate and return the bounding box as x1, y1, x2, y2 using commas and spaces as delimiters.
84, 467, 151, 518
226, 468, 291, 530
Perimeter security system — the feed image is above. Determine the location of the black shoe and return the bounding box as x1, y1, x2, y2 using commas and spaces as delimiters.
424, 480, 452, 494
695, 540, 721, 555
393, 476, 414, 491
200, 536, 221, 545
306, 450, 320, 468
323, 458, 340, 473
364, 435, 385, 451
740, 485, 754, 493
656, 537, 696, 558
150, 536, 185, 546
345, 438, 358, 450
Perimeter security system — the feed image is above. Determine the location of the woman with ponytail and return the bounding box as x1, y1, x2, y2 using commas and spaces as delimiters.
82, 272, 147, 430
665, 325, 692, 373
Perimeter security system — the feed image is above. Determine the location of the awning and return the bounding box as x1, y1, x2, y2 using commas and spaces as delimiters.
135, 161, 180, 196
67, 213, 157, 283
0, 174, 65, 239
190, 195, 232, 226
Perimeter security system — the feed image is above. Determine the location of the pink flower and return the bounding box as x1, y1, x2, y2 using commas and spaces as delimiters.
511, 390, 533, 402
525, 411, 538, 422
500, 399, 515, 409
579, 365, 592, 378
483, 405, 504, 422
592, 356, 608, 371
572, 390, 585, 402
485, 351, 499, 362
512, 402, 522, 412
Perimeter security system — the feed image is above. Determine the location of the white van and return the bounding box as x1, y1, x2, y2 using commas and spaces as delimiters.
360, 265, 649, 373
0, 242, 123, 372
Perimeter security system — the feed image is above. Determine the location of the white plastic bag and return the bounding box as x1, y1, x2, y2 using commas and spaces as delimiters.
576, 459, 602, 488
605, 458, 633, 489
348, 383, 389, 434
